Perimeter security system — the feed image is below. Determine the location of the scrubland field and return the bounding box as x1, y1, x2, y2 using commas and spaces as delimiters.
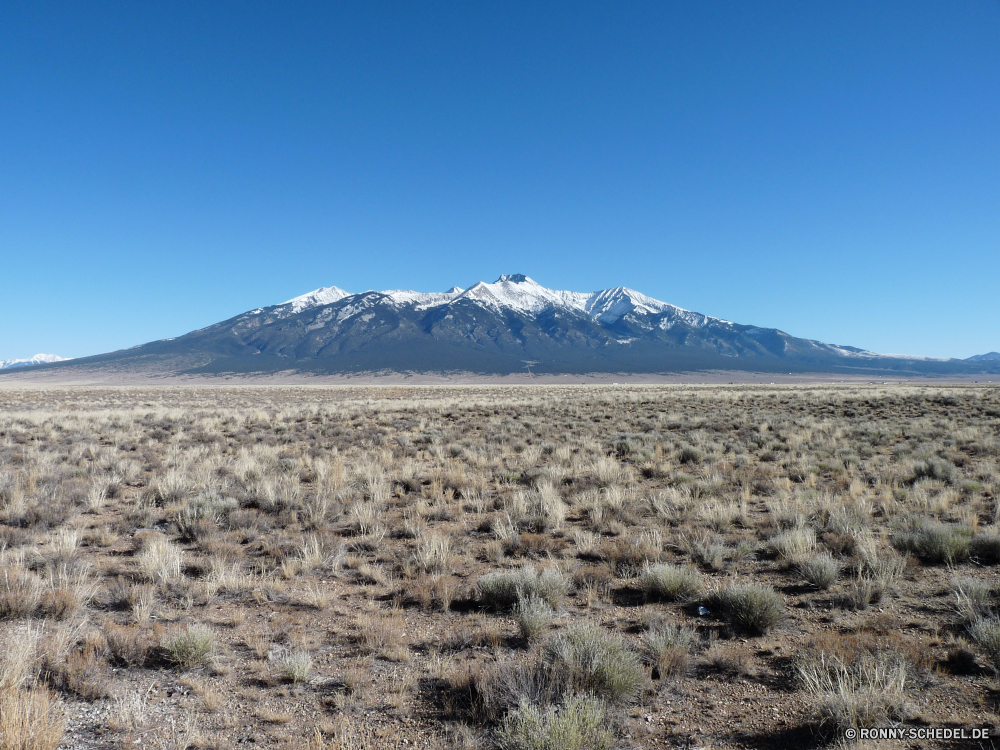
1, 384, 999, 750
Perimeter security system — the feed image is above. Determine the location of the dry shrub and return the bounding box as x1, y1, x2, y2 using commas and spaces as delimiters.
41, 642, 110, 701
970, 530, 1000, 564
797, 650, 907, 733
704, 644, 755, 677
279, 650, 313, 684
402, 574, 460, 611
243, 633, 271, 660
469, 659, 570, 725
0, 626, 40, 693
952, 575, 992, 622
767, 527, 816, 562
104, 623, 154, 667
508, 532, 566, 558
319, 714, 415, 750
893, 522, 971, 565
442, 618, 503, 652
572, 565, 613, 604
355, 612, 409, 661
0, 569, 41, 620
599, 529, 662, 576
37, 565, 96, 622
0, 687, 65, 750
800, 628, 936, 676
127, 584, 156, 626
106, 688, 149, 733
135, 535, 183, 583
410, 532, 453, 574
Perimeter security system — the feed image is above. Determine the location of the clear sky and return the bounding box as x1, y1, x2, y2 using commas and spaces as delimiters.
2, 1, 998, 361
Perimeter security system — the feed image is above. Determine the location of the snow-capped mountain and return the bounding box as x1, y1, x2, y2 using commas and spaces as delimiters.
0, 354, 71, 370
13, 275, 998, 377
276, 274, 728, 326
275, 274, 721, 326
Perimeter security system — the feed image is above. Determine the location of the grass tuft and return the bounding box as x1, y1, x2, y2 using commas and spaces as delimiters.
163, 624, 215, 669
496, 694, 616, 750
708, 582, 786, 635
639, 563, 703, 601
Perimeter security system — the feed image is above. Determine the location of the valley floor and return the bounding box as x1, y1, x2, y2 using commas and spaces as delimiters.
0, 384, 998, 749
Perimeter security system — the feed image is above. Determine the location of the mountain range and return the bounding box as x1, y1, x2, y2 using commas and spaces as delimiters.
0, 354, 71, 370
5, 275, 999, 377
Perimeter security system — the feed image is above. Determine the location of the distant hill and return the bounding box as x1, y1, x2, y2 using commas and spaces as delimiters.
966, 352, 1000, 362
6, 276, 1000, 377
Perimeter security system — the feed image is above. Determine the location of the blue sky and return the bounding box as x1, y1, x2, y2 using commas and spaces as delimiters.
2, 1, 997, 360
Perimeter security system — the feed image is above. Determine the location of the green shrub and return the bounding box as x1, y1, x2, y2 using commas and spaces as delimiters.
768, 528, 816, 561
478, 566, 569, 611
953, 576, 992, 622
639, 563, 703, 601
280, 650, 313, 684
644, 623, 699, 678
472, 659, 570, 725
544, 624, 645, 703
162, 624, 215, 669
843, 573, 886, 611
709, 582, 786, 635
496, 694, 615, 750
970, 531, 1000, 564
516, 595, 554, 642
893, 523, 971, 564
797, 553, 840, 590
911, 459, 956, 484
969, 618, 1000, 671
683, 534, 728, 571
677, 446, 703, 465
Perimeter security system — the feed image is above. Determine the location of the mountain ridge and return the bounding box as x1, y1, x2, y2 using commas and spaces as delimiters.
0, 354, 71, 370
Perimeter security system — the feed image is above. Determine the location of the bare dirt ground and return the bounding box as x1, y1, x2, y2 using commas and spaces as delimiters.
0, 384, 999, 749
2, 366, 996, 387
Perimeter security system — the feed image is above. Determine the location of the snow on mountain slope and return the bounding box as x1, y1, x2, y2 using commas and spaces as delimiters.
384, 288, 466, 308
281, 286, 351, 313
0, 354, 71, 369
280, 274, 726, 326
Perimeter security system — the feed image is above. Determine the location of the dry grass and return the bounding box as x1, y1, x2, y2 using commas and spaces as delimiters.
0, 382, 997, 746
0, 687, 65, 750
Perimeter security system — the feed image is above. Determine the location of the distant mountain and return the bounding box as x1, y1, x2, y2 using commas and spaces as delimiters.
967, 352, 1000, 362
0, 354, 71, 370
7, 276, 1000, 377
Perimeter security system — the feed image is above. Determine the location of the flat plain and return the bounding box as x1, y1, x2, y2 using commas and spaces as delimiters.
0, 383, 999, 749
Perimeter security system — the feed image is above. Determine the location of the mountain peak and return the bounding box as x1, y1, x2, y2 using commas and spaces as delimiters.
282, 286, 351, 313
495, 274, 531, 284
